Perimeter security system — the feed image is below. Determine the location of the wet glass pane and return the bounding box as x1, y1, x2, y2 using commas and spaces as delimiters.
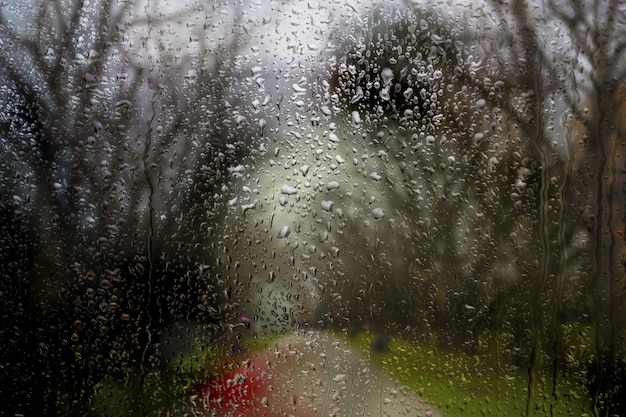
1, 0, 625, 416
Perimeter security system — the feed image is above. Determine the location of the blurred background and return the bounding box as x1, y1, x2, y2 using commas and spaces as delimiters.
1, 0, 625, 415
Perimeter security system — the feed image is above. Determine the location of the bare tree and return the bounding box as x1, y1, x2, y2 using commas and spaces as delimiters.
476, 0, 626, 414
0, 1, 254, 414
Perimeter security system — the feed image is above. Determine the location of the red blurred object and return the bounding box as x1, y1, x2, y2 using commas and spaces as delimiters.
197, 362, 273, 415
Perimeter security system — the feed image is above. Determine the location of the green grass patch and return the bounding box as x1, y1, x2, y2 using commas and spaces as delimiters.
342, 332, 594, 417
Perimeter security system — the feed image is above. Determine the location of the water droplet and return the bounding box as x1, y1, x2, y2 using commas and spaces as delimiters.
333, 374, 348, 383
281, 185, 298, 195
321, 200, 334, 212
292, 83, 307, 93
236, 115, 248, 125
379, 86, 391, 101
228, 165, 245, 174
278, 226, 291, 238
351, 86, 364, 104
326, 181, 340, 190
371, 208, 384, 220
114, 99, 132, 108
241, 202, 256, 214
258, 118, 267, 135
381, 67, 394, 85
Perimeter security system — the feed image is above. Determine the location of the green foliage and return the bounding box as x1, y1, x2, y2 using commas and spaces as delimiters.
89, 336, 218, 417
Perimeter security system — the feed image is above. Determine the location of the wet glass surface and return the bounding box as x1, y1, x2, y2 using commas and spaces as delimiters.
1, 0, 625, 416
